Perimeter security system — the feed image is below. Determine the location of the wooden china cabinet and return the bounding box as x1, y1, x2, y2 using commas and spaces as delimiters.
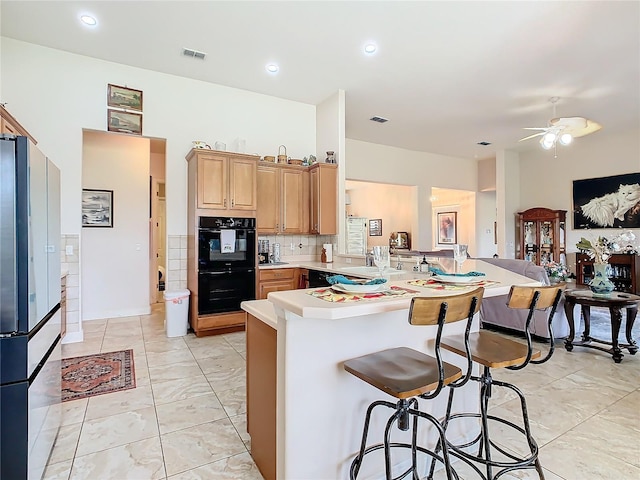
515, 208, 567, 266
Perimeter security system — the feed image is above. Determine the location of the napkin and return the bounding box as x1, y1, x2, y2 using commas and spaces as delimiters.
326, 275, 387, 285
429, 267, 485, 277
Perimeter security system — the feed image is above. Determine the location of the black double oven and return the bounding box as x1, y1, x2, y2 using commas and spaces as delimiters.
198, 217, 256, 315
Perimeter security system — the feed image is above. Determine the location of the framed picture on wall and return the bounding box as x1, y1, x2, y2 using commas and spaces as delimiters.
436, 212, 457, 246
107, 109, 143, 135
82, 189, 113, 227
572, 172, 640, 229
369, 219, 382, 236
107, 83, 143, 111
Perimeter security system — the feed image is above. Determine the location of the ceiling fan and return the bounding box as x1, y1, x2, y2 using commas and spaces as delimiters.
518, 97, 602, 153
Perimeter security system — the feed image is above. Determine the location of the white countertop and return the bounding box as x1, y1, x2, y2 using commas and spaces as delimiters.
244, 259, 541, 322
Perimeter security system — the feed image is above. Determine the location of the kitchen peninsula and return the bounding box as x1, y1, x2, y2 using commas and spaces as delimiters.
241, 259, 541, 480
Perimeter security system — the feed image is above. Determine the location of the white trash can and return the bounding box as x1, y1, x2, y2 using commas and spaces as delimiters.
164, 289, 190, 337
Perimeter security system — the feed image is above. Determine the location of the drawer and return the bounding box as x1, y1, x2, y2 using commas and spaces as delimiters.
259, 268, 295, 281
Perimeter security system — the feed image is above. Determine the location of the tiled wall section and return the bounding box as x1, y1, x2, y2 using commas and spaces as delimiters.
258, 234, 338, 259
60, 234, 80, 335
167, 235, 188, 292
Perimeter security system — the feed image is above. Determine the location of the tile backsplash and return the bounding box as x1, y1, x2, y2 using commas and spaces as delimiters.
258, 234, 337, 259
167, 235, 188, 292
60, 234, 80, 337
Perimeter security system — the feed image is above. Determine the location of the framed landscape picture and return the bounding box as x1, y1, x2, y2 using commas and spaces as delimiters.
107, 109, 143, 135
82, 189, 113, 227
436, 211, 457, 246
107, 83, 143, 111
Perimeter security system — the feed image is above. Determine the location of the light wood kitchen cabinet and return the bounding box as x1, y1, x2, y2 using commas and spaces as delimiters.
257, 163, 309, 234
309, 163, 337, 235
0, 105, 37, 144
186, 148, 258, 216
258, 268, 296, 299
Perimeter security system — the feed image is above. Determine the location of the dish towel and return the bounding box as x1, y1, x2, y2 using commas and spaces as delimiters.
429, 267, 485, 277
325, 275, 387, 286
220, 230, 236, 253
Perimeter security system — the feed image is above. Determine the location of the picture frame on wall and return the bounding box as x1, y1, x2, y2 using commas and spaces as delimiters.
107, 83, 143, 111
82, 189, 113, 227
573, 172, 640, 229
436, 211, 457, 246
107, 109, 143, 135
369, 219, 382, 236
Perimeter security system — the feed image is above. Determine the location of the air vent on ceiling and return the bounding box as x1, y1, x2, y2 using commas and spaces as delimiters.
477, 141, 492, 146
182, 48, 206, 60
370, 116, 389, 123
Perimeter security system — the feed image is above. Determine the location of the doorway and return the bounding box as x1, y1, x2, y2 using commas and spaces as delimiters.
149, 139, 167, 304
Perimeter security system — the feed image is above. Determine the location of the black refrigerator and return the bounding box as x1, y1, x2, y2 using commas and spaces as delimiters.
0, 135, 61, 479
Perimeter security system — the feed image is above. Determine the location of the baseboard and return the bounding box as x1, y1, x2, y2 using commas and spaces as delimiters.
61, 330, 84, 344
83, 306, 152, 321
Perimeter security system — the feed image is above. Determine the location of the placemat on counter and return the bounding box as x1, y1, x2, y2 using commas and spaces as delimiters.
408, 279, 500, 290
308, 285, 418, 303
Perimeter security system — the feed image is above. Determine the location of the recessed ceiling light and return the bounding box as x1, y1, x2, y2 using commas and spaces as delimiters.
266, 64, 279, 74
364, 43, 377, 55
80, 14, 97, 26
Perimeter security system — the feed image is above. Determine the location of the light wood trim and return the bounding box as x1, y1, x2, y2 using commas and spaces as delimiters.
0, 106, 37, 144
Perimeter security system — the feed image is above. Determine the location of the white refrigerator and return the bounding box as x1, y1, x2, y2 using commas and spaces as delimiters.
346, 217, 368, 255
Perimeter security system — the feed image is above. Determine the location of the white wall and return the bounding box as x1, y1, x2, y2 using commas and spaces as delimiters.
517, 127, 640, 271
345, 139, 477, 250
82, 131, 150, 319
0, 38, 316, 237
346, 183, 415, 248
476, 191, 497, 258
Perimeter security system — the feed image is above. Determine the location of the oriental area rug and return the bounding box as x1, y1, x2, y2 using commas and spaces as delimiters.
61, 349, 136, 402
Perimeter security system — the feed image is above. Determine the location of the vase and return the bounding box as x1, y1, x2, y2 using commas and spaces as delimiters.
589, 263, 615, 296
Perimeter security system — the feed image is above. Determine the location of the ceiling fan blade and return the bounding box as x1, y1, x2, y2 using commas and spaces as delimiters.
572, 119, 603, 138
522, 127, 549, 131
518, 132, 545, 142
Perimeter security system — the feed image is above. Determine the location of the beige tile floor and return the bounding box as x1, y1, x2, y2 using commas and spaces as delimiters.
44, 304, 639, 479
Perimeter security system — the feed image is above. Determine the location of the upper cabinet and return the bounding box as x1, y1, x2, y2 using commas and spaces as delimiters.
186, 149, 257, 216
309, 163, 337, 235
0, 105, 37, 144
257, 163, 309, 234
515, 207, 567, 266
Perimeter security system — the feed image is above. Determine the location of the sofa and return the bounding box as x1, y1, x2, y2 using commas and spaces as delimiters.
477, 258, 571, 339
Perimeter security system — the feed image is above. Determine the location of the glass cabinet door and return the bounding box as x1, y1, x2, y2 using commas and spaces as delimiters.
523, 220, 537, 263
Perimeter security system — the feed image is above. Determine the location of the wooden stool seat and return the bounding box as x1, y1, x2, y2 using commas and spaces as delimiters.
344, 347, 462, 400
442, 331, 541, 369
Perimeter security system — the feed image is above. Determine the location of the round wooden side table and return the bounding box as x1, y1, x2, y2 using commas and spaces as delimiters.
563, 289, 639, 363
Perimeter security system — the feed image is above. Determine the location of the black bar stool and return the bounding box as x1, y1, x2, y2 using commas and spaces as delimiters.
436, 285, 563, 480
343, 287, 484, 480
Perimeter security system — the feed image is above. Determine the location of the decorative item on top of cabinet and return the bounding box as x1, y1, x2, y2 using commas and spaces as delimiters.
576, 253, 639, 295
186, 148, 258, 215
0, 105, 37, 144
309, 163, 338, 235
257, 163, 309, 234
515, 207, 566, 266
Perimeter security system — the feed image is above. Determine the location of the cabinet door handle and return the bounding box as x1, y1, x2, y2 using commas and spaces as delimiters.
224, 198, 227, 207
232, 199, 235, 207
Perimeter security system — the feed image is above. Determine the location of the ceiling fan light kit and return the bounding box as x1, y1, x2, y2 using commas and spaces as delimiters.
519, 97, 601, 157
